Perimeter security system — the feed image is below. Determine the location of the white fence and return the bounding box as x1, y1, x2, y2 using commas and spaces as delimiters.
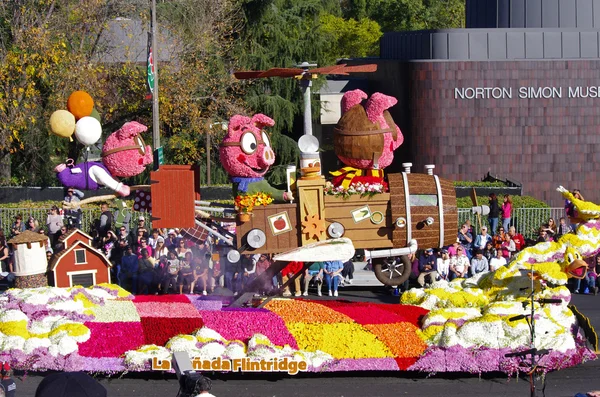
458, 207, 566, 239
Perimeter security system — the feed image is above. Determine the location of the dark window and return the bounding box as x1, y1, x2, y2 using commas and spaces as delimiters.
71, 273, 93, 287
409, 194, 438, 206
75, 249, 86, 264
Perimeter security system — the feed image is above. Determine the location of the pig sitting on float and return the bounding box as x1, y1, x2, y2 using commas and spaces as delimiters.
331, 89, 404, 190
219, 114, 293, 202
54, 121, 153, 197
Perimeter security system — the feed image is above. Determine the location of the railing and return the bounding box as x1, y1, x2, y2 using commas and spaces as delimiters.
0, 208, 151, 235
458, 207, 566, 239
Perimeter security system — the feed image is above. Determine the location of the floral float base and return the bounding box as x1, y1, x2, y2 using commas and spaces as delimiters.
0, 285, 594, 375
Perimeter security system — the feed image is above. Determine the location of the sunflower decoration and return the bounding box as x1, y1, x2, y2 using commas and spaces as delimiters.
302, 213, 326, 240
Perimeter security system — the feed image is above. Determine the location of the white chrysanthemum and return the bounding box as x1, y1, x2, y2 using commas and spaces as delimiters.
23, 337, 52, 354
166, 335, 198, 352
47, 300, 85, 313
198, 342, 226, 359
534, 316, 575, 352
194, 327, 225, 343
422, 308, 482, 328
0, 310, 28, 323
28, 315, 65, 335
83, 287, 113, 301
247, 334, 272, 350
455, 319, 506, 349
435, 324, 461, 347
293, 350, 334, 368
248, 345, 285, 360
223, 342, 246, 359
500, 321, 531, 349
125, 345, 171, 367
484, 302, 526, 317
1, 335, 25, 352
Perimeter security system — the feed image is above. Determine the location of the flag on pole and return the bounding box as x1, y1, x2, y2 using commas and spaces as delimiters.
146, 32, 155, 100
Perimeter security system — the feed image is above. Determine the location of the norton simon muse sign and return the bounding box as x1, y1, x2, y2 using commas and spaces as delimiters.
454, 86, 600, 99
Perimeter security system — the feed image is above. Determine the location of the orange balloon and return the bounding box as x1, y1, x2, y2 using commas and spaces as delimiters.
67, 91, 94, 120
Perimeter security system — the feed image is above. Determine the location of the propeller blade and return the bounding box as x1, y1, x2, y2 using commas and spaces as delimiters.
233, 71, 266, 79
259, 68, 304, 78
309, 64, 349, 75
342, 64, 378, 73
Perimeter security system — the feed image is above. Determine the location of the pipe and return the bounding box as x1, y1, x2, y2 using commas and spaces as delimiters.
195, 206, 236, 214
424, 164, 435, 175
194, 219, 234, 246
402, 162, 412, 173
364, 239, 418, 260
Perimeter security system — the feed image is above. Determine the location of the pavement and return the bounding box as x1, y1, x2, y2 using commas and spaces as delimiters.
11, 291, 600, 397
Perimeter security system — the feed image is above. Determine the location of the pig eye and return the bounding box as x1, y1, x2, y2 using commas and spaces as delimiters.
135, 136, 146, 155
261, 132, 271, 147
240, 132, 257, 154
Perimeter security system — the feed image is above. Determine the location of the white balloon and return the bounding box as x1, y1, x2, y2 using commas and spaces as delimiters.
74, 116, 102, 146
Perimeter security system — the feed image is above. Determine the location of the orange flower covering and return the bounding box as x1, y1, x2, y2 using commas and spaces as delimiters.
364, 323, 428, 358
265, 300, 354, 324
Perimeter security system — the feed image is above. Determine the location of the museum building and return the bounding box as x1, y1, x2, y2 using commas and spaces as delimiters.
325, 0, 600, 206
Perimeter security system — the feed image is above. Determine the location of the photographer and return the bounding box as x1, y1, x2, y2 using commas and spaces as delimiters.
46, 206, 64, 248
63, 187, 84, 229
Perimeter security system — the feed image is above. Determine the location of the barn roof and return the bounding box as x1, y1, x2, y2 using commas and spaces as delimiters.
8, 230, 50, 244
50, 240, 113, 272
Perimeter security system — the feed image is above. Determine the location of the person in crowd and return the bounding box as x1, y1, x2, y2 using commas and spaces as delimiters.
408, 252, 420, 285
101, 230, 118, 261
178, 251, 195, 294
26, 216, 39, 232
501, 194, 513, 231
474, 226, 492, 251
46, 205, 63, 248
117, 225, 133, 247
38, 228, 51, 252
132, 216, 149, 240
508, 226, 525, 251
449, 246, 470, 280
470, 249, 489, 276
136, 238, 153, 259
34, 371, 107, 397
0, 361, 16, 397
556, 217, 573, 239
341, 259, 354, 286
536, 228, 550, 243
501, 232, 516, 259
137, 248, 155, 294
191, 254, 210, 295
542, 218, 557, 240
464, 219, 475, 236
63, 187, 84, 229
565, 189, 584, 230
281, 261, 303, 297
10, 214, 25, 238
457, 223, 473, 258
488, 193, 500, 235
493, 227, 506, 250
0, 238, 15, 288
482, 241, 497, 262
587, 255, 600, 295
436, 249, 451, 281
160, 251, 180, 294
97, 202, 113, 239
175, 238, 192, 260
304, 261, 324, 296
417, 248, 438, 287
121, 245, 139, 293
148, 229, 161, 250
489, 247, 508, 272
242, 254, 256, 291
324, 260, 344, 297
153, 236, 168, 261
133, 228, 148, 251
110, 239, 128, 284
153, 255, 169, 294
164, 229, 179, 250
447, 240, 460, 257
254, 253, 273, 294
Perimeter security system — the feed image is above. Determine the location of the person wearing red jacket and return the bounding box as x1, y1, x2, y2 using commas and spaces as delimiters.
281, 261, 303, 297
508, 226, 525, 251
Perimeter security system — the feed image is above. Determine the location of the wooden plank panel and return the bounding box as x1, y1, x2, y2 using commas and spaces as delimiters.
388, 173, 408, 247
150, 166, 196, 228
407, 174, 437, 194
324, 193, 391, 204
348, 238, 394, 249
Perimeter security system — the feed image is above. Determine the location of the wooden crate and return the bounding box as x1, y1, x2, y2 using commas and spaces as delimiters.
237, 203, 300, 254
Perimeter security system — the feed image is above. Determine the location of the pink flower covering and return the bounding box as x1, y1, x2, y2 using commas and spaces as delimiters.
102, 121, 153, 178
133, 294, 191, 303
78, 322, 145, 358
199, 310, 298, 348
133, 302, 202, 318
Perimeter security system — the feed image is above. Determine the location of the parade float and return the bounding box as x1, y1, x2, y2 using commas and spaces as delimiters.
0, 73, 596, 376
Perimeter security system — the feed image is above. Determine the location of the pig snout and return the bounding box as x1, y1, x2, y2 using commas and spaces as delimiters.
260, 147, 276, 166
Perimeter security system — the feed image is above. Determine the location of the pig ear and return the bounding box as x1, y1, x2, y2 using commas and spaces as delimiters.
251, 114, 275, 129
117, 121, 148, 139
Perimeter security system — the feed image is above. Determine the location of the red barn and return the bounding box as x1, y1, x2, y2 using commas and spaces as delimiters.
49, 229, 112, 288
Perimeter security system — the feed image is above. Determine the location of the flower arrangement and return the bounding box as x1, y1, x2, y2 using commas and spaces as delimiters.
234, 192, 274, 214
324, 181, 385, 198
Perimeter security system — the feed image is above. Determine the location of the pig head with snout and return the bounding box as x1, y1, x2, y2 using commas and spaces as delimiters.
102, 121, 153, 178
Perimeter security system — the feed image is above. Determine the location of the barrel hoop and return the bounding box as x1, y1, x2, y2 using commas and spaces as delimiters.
334, 127, 395, 136
434, 175, 444, 248
401, 172, 411, 242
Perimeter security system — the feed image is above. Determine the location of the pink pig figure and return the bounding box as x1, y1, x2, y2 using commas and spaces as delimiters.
219, 114, 292, 202
332, 90, 404, 189
54, 121, 153, 197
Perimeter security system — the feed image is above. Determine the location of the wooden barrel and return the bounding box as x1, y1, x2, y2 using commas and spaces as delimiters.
333, 105, 395, 162
388, 173, 458, 249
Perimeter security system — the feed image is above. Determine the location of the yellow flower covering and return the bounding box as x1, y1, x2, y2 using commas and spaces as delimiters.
287, 322, 393, 359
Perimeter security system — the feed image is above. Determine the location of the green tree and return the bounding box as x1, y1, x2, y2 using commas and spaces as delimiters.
320, 13, 382, 58
365, 0, 464, 32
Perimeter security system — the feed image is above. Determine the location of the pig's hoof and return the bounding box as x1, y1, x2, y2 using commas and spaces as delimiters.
117, 184, 131, 197
54, 164, 67, 173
